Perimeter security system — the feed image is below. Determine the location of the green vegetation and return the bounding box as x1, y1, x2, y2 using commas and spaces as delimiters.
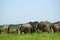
0, 25, 60, 40
0, 32, 60, 40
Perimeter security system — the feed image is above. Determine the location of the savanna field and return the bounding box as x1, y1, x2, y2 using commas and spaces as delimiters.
0, 26, 60, 40
0, 32, 60, 40
0, 21, 60, 40
0, 0, 60, 40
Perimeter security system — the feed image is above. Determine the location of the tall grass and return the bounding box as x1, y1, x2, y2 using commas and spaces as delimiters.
0, 32, 60, 40
0, 26, 60, 40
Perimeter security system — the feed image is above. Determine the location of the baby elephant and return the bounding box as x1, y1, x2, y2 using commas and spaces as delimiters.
9, 29, 18, 34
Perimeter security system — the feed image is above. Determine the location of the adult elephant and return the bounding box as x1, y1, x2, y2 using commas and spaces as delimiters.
16, 24, 22, 33
52, 22, 60, 33
3, 24, 10, 33
9, 29, 18, 34
44, 21, 53, 33
28, 21, 39, 33
17, 23, 33, 34
37, 21, 52, 33
37, 21, 44, 33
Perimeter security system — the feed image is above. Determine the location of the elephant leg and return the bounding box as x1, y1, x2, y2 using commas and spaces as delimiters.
37, 29, 40, 33
29, 28, 32, 33
47, 28, 51, 33
28, 28, 30, 33
54, 30, 56, 33
5, 30, 7, 33
23, 28, 27, 34
50, 26, 54, 33
20, 30, 23, 34
53, 29, 56, 33
56, 29, 59, 32
30, 28, 33, 33
24, 30, 27, 34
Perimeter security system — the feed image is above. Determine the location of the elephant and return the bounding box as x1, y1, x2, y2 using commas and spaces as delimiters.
16, 24, 22, 33
53, 21, 60, 24
52, 22, 60, 33
9, 29, 18, 34
37, 21, 44, 33
44, 21, 53, 33
37, 21, 52, 33
3, 24, 10, 33
28, 21, 39, 33
17, 23, 33, 34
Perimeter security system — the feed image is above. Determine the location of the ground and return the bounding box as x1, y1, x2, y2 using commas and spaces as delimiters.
0, 32, 60, 40
0, 26, 60, 40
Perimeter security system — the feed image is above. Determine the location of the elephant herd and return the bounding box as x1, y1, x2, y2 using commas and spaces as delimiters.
0, 21, 60, 34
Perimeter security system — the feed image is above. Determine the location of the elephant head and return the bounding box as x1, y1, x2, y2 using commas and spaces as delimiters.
52, 22, 60, 33
3, 24, 10, 33
17, 23, 32, 34
28, 21, 39, 33
37, 21, 52, 33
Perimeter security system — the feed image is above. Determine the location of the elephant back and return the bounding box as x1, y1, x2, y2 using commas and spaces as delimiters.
22, 23, 32, 28
3, 24, 9, 30
54, 23, 60, 29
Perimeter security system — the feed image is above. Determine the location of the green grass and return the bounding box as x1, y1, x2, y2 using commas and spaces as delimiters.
0, 26, 60, 40
0, 32, 60, 40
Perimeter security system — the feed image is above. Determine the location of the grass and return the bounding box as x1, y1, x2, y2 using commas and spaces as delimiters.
0, 32, 60, 40
0, 26, 60, 40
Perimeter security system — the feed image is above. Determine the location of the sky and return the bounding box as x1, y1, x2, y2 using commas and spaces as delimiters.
0, 0, 60, 25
